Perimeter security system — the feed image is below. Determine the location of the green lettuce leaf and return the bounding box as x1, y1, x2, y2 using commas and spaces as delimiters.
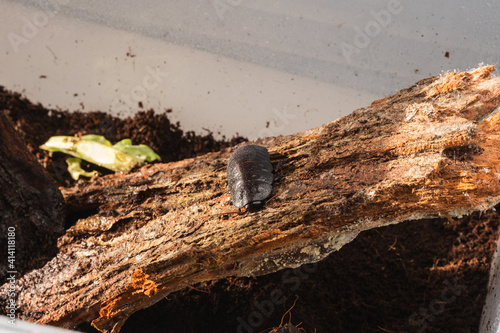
66, 157, 99, 180
41, 135, 161, 180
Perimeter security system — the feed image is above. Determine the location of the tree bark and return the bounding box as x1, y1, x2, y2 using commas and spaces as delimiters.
0, 111, 65, 281
2, 66, 500, 332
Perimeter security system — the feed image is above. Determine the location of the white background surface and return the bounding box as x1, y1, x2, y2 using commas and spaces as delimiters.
1, 0, 499, 140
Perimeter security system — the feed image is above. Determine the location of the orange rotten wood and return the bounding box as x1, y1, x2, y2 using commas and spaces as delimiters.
2, 66, 500, 332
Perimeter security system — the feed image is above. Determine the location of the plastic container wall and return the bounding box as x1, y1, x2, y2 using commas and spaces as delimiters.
0, 315, 77, 333
481, 232, 500, 333
1, 1, 500, 139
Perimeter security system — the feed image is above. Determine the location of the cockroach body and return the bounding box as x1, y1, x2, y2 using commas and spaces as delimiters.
227, 144, 273, 209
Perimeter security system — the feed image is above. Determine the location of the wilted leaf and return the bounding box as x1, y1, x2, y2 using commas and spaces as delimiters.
41, 135, 161, 179
66, 157, 98, 180
113, 139, 161, 163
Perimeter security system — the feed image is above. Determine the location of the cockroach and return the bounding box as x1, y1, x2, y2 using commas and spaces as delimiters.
227, 144, 273, 210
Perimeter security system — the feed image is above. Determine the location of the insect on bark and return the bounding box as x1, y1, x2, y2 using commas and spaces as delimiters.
227, 144, 273, 210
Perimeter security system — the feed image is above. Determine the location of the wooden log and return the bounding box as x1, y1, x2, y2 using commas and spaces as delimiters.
0, 111, 65, 280
2, 66, 500, 332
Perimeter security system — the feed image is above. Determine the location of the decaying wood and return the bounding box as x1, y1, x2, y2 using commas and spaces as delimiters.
3, 66, 500, 332
0, 111, 65, 280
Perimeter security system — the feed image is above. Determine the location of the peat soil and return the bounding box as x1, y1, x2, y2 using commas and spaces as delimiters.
1, 86, 498, 333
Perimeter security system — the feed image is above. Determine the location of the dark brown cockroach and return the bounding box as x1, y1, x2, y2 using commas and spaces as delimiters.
227, 144, 273, 210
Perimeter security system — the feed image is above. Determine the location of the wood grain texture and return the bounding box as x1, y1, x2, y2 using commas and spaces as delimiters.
3, 66, 500, 332
0, 111, 65, 280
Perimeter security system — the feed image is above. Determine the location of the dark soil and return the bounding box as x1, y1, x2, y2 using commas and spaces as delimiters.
0, 86, 246, 187
1, 86, 498, 333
